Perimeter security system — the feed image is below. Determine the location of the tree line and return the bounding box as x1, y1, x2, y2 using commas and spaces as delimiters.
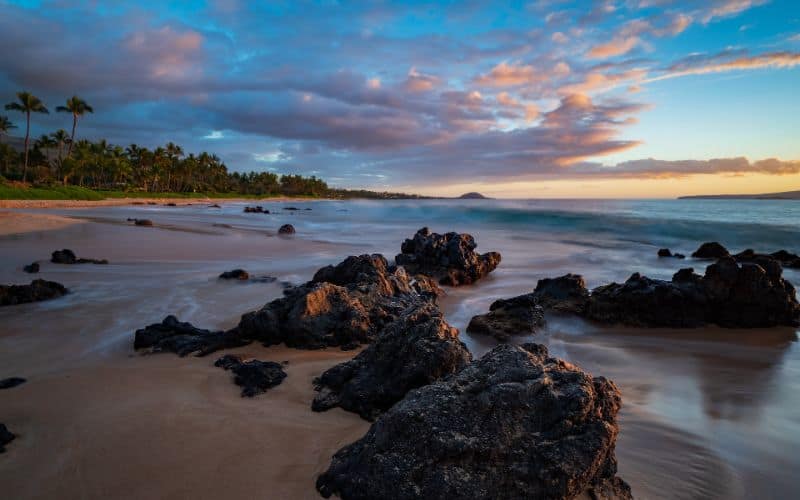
0, 90, 406, 197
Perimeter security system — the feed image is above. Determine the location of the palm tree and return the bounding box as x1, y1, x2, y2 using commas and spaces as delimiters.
50, 129, 70, 162
56, 96, 93, 156
0, 115, 16, 144
5, 91, 49, 182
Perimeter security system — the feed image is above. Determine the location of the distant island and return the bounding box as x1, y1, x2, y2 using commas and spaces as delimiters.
679, 190, 800, 200
458, 192, 490, 199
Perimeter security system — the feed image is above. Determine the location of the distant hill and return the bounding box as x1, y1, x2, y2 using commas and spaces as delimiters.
679, 190, 800, 200
458, 192, 490, 199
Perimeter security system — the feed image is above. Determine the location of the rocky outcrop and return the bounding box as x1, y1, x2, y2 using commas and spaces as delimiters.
129, 218, 153, 226
317, 343, 631, 500
0, 377, 26, 389
233, 254, 437, 350
466, 293, 545, 342
23, 262, 39, 273
658, 248, 685, 259
537, 257, 800, 328
51, 249, 108, 265
532, 273, 590, 314
214, 354, 287, 397
691, 242, 730, 259
395, 227, 501, 286
0, 424, 14, 453
134, 315, 249, 357
735, 249, 800, 269
278, 224, 295, 235
219, 269, 250, 280
312, 302, 471, 420
0, 279, 68, 306
244, 206, 269, 214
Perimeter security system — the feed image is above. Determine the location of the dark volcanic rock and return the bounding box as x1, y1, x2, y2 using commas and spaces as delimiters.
532, 273, 590, 314
244, 206, 269, 214
209, 204, 222, 208
317, 343, 631, 500
219, 269, 250, 280
466, 293, 545, 342
0, 423, 14, 453
51, 249, 108, 265
770, 250, 800, 268
395, 227, 501, 286
539, 258, 799, 328
658, 248, 685, 259
735, 248, 800, 270
0, 377, 26, 389
233, 254, 436, 350
313, 302, 471, 420
214, 354, 287, 397
0, 279, 68, 306
283, 206, 299, 211
278, 224, 295, 235
134, 315, 249, 356
692, 241, 730, 259
134, 219, 153, 226
23, 262, 40, 273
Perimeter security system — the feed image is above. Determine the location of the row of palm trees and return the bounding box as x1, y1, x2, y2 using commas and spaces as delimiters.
1, 91, 92, 182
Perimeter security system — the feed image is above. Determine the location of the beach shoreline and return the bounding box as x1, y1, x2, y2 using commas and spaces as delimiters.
0, 196, 332, 210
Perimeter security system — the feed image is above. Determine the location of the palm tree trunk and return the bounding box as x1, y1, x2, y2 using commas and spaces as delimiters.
69, 115, 77, 156
23, 111, 30, 183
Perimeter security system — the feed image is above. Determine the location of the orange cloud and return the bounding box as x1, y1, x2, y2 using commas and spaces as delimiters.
404, 67, 439, 92
474, 61, 537, 86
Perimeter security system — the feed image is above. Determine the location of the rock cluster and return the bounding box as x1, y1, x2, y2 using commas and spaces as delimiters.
395, 227, 501, 286
126, 218, 154, 226
51, 249, 108, 265
466, 293, 545, 342
658, 248, 685, 259
23, 262, 39, 273
214, 354, 287, 397
134, 315, 249, 356
0, 279, 68, 306
234, 254, 436, 350
0, 424, 14, 453
537, 257, 799, 328
244, 206, 269, 213
312, 302, 471, 420
317, 343, 631, 500
735, 248, 800, 269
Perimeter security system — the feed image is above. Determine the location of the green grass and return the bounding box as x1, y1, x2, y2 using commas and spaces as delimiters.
0, 184, 105, 200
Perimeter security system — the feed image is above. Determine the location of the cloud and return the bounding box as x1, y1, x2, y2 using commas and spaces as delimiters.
649, 50, 800, 82
573, 157, 800, 179
699, 0, 768, 24
474, 61, 538, 86
403, 67, 439, 92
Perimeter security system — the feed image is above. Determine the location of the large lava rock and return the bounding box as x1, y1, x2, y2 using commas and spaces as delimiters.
532, 273, 590, 314
316, 343, 631, 500
395, 227, 501, 286
51, 248, 108, 265
466, 293, 545, 342
215, 354, 287, 397
537, 257, 800, 328
691, 242, 730, 259
233, 254, 439, 350
134, 315, 249, 356
312, 302, 472, 420
735, 248, 800, 269
0, 279, 68, 306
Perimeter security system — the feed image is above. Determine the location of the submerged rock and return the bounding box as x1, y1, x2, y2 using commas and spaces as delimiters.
657, 248, 685, 259
133, 218, 154, 227
214, 354, 287, 397
538, 257, 800, 328
233, 254, 439, 350
244, 206, 269, 214
51, 249, 108, 265
278, 224, 295, 235
0, 279, 68, 306
466, 293, 545, 342
313, 302, 471, 420
395, 227, 501, 286
317, 343, 631, 500
0, 424, 14, 453
219, 269, 250, 280
691, 242, 730, 259
0, 377, 26, 389
134, 315, 249, 357
23, 262, 40, 273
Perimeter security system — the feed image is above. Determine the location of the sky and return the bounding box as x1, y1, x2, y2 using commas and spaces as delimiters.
0, 0, 799, 198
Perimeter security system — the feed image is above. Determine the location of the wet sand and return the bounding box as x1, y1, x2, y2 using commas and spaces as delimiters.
0, 211, 84, 236
1, 202, 799, 499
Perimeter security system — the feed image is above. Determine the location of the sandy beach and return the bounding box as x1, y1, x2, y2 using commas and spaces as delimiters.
0, 196, 321, 210
1, 200, 799, 499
